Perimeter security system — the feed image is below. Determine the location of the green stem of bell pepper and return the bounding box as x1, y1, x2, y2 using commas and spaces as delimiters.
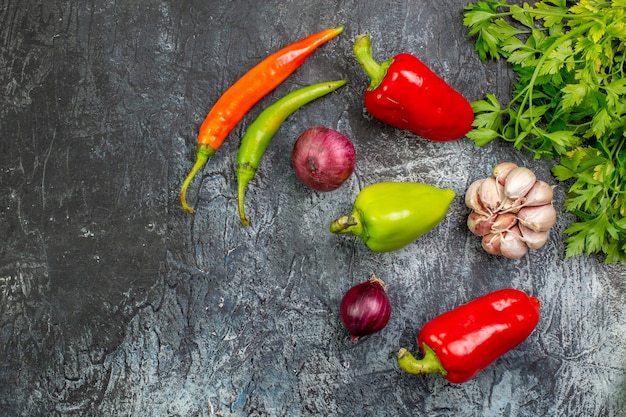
397, 344, 448, 377
328, 210, 364, 235
353, 34, 393, 91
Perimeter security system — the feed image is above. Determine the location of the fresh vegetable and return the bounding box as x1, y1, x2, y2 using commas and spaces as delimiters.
292, 127, 356, 192
466, 162, 557, 258
463, 0, 626, 263
180, 26, 344, 214
398, 288, 540, 384
339, 275, 391, 344
329, 182, 455, 252
236, 80, 347, 225
353, 34, 474, 142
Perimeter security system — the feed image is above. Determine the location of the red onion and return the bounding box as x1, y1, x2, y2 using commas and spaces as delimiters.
339, 275, 391, 344
291, 127, 356, 192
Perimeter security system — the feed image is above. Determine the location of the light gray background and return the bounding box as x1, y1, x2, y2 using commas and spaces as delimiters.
1, 0, 625, 416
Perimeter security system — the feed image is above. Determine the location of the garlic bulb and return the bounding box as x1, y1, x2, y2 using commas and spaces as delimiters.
464, 162, 557, 259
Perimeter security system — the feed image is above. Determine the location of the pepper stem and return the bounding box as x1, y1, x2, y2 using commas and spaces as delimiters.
329, 211, 364, 236
397, 343, 448, 377
353, 34, 393, 91
180, 144, 216, 214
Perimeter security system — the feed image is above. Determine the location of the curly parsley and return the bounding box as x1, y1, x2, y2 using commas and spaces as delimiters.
463, 0, 626, 263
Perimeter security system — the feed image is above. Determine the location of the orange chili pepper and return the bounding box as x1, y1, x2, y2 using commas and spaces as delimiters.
180, 26, 344, 214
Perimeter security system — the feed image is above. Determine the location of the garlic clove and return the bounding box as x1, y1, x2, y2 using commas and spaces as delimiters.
481, 232, 501, 255
517, 204, 557, 232
492, 161, 518, 185
499, 226, 529, 259
519, 223, 550, 249
465, 179, 489, 215
479, 176, 502, 212
495, 179, 506, 208
499, 196, 523, 213
504, 167, 537, 199
492, 212, 518, 232
467, 211, 495, 236
522, 180, 554, 207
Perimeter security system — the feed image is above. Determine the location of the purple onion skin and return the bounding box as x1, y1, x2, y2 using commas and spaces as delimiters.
292, 127, 356, 192
339, 277, 391, 344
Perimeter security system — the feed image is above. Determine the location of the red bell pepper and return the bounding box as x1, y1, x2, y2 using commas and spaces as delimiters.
397, 288, 540, 383
353, 34, 474, 142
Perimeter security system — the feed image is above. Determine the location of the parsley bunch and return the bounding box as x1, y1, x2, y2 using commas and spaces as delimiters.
463, 0, 626, 263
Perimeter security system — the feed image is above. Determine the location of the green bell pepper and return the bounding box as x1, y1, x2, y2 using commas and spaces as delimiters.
329, 182, 455, 252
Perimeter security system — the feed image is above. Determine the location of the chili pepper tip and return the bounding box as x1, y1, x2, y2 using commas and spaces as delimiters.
530, 296, 541, 309
237, 173, 252, 226
180, 144, 216, 214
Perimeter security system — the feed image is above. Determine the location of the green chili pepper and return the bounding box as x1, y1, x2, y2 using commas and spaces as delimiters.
329, 182, 455, 252
237, 79, 346, 225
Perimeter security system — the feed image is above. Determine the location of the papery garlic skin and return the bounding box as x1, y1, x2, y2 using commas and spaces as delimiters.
479, 177, 502, 212
465, 179, 488, 215
504, 167, 537, 199
492, 212, 518, 231
517, 204, 557, 232
499, 226, 529, 259
522, 180, 554, 207
492, 162, 518, 185
482, 233, 502, 255
467, 212, 495, 236
519, 224, 550, 250
499, 196, 522, 214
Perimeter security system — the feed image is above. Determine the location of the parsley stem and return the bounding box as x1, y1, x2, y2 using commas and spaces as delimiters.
512, 22, 596, 141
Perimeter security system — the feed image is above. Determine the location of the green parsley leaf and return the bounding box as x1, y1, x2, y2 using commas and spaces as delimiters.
466, 128, 501, 145
464, 0, 626, 263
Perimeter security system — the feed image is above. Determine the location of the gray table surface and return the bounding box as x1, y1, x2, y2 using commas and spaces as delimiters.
2, 1, 625, 416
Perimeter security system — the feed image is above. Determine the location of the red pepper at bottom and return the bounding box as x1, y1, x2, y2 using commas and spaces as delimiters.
397, 288, 540, 384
